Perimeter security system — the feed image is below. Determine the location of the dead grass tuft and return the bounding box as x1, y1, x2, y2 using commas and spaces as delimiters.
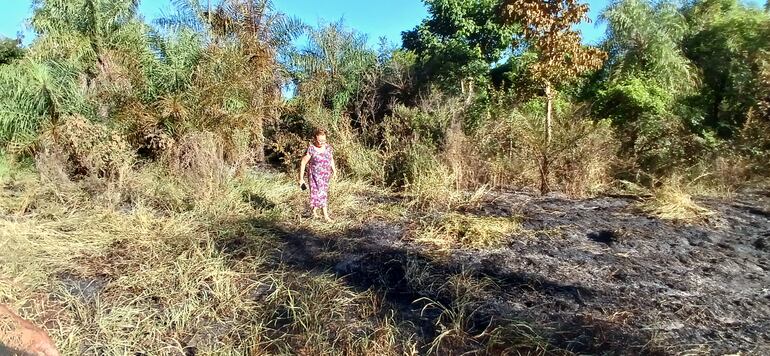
413, 212, 522, 250
641, 177, 715, 221
416, 270, 547, 355
165, 131, 230, 191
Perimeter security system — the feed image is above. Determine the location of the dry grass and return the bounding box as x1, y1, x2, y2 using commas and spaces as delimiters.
36, 116, 135, 181
0, 156, 434, 354
333, 126, 386, 184
413, 212, 523, 250
641, 177, 715, 221
0, 154, 11, 182
0, 141, 562, 355
0, 162, 393, 354
399, 148, 491, 213
165, 130, 231, 196
414, 271, 547, 355
404, 162, 462, 211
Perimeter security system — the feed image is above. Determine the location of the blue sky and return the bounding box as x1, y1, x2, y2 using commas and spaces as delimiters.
1, 0, 611, 47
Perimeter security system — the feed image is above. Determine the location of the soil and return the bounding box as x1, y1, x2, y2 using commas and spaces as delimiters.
271, 189, 770, 355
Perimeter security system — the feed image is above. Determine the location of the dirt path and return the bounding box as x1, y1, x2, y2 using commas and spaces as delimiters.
273, 189, 770, 354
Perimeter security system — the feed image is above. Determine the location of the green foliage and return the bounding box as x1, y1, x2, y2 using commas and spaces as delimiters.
595, 76, 670, 123
590, 0, 770, 178
0, 59, 92, 146
29, 0, 143, 73
0, 38, 25, 65
683, 0, 770, 136
599, 0, 696, 92
145, 29, 204, 100
289, 21, 377, 115
402, 0, 519, 92
0, 0, 767, 196
377, 102, 450, 188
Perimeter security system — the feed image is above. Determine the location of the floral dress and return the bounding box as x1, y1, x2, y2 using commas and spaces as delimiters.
306, 143, 334, 208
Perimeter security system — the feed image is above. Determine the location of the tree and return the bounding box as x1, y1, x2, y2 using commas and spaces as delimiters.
0, 0, 135, 145
590, 0, 698, 172
402, 0, 520, 95
0, 38, 25, 65
30, 0, 143, 81
503, 0, 606, 193
598, 0, 695, 93
27, 0, 154, 124
156, 0, 302, 162
0, 59, 91, 145
288, 20, 376, 120
682, 0, 770, 137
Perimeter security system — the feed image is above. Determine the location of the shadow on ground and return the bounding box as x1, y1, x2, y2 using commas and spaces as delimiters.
213, 213, 661, 355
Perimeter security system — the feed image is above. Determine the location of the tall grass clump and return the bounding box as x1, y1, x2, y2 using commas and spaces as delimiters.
640, 175, 715, 221
378, 101, 468, 210
333, 125, 386, 183
411, 271, 548, 355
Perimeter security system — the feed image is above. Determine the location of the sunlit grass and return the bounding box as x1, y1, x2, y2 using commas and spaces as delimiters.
641, 179, 715, 222
413, 212, 523, 250
0, 163, 423, 354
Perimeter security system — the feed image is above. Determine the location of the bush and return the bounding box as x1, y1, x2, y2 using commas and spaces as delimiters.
165, 131, 230, 194
35, 116, 134, 182
333, 128, 385, 183
735, 111, 770, 178
402, 145, 459, 210
475, 99, 619, 196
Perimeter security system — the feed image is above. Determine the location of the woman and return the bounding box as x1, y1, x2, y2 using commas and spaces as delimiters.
298, 128, 337, 222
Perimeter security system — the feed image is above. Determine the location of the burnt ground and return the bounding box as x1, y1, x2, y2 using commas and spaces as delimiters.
239, 189, 770, 355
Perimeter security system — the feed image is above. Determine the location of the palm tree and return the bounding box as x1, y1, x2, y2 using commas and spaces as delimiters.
288, 21, 377, 119
155, 0, 302, 162
30, 0, 142, 80
0, 59, 91, 146
599, 0, 696, 91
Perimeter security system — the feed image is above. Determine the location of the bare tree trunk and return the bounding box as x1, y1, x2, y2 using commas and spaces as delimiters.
207, 0, 212, 25
545, 81, 553, 147
539, 151, 549, 194
540, 81, 554, 194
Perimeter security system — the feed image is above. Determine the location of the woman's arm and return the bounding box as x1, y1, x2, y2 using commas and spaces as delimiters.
299, 154, 311, 185
331, 156, 338, 180
328, 144, 338, 180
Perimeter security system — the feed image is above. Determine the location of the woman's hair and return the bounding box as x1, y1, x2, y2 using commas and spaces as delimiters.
313, 128, 327, 138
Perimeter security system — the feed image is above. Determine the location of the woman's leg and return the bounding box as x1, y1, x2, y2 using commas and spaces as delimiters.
322, 206, 332, 222
316, 172, 332, 222
309, 172, 321, 218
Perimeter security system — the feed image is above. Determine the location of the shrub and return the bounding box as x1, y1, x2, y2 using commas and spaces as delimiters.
164, 131, 230, 194
35, 115, 134, 182
476, 99, 619, 196
332, 127, 386, 183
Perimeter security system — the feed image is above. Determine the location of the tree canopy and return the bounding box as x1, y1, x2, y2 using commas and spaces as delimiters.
402, 0, 520, 92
